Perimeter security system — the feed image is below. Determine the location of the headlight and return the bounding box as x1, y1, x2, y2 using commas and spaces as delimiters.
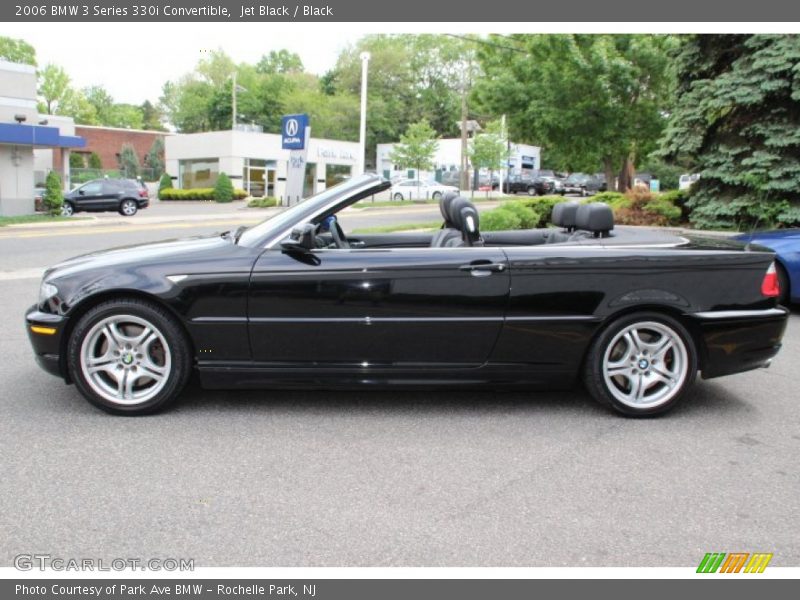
39, 281, 58, 307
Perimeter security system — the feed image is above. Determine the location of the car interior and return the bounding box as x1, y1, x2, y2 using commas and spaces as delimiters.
285, 193, 678, 252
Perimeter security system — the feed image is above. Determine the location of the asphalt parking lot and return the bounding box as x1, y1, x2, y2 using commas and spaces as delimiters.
1, 208, 798, 567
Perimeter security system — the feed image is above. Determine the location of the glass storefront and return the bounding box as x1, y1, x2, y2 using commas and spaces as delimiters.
244, 158, 276, 198
326, 164, 352, 188
179, 158, 219, 189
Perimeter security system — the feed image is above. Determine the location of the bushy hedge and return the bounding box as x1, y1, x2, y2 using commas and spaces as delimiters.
159, 187, 247, 201
157, 173, 173, 199
213, 172, 234, 203
43, 171, 63, 216
247, 197, 278, 208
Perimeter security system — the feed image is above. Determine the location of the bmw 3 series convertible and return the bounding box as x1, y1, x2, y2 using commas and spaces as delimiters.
26, 174, 788, 416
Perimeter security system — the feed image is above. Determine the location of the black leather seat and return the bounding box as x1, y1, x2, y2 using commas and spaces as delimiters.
430, 192, 462, 247
546, 200, 579, 243
447, 196, 483, 247
575, 202, 614, 237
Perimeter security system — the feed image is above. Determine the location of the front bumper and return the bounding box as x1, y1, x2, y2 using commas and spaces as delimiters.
690, 307, 789, 379
25, 305, 68, 379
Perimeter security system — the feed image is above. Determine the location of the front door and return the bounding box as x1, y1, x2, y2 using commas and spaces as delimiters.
248, 247, 510, 367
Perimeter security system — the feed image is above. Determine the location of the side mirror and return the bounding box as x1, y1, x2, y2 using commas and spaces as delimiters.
281, 223, 316, 253
78, 190, 85, 195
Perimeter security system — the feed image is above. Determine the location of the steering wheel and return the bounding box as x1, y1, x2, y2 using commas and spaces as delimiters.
321, 215, 350, 249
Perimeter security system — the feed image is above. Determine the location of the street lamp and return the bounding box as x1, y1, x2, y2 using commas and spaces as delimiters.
231, 72, 248, 130
358, 51, 370, 175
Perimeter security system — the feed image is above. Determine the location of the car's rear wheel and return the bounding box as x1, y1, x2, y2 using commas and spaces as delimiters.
527, 186, 536, 196
62, 201, 74, 216
583, 312, 697, 417
119, 199, 138, 216
393, 193, 404, 201
67, 299, 192, 415
432, 191, 442, 200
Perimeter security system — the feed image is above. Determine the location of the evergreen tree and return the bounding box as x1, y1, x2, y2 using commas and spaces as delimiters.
43, 171, 63, 216
158, 172, 173, 199
119, 143, 140, 178
660, 34, 800, 229
214, 172, 234, 202
88, 152, 102, 170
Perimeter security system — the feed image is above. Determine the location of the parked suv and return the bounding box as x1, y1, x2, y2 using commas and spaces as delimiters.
63, 179, 150, 216
563, 173, 607, 196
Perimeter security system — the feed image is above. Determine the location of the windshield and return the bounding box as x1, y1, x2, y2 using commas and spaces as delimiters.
236, 173, 388, 248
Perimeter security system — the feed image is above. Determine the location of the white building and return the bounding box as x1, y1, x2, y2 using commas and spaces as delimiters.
165, 130, 360, 200
376, 138, 542, 183
0, 60, 84, 216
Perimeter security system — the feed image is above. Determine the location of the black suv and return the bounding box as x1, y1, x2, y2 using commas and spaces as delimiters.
502, 173, 537, 195
63, 179, 150, 216
563, 173, 607, 196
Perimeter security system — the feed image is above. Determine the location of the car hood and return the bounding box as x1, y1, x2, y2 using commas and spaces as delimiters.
44, 233, 231, 281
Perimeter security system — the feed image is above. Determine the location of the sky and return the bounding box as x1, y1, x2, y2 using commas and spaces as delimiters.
0, 23, 362, 105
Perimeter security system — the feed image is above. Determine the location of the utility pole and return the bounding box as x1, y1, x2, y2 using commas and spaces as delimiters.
231, 71, 237, 130
498, 114, 507, 195
358, 52, 371, 175
459, 88, 468, 191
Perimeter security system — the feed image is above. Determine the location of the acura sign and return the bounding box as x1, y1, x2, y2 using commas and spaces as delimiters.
281, 113, 308, 150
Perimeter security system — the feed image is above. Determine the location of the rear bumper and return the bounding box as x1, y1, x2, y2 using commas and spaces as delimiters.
690, 308, 789, 379
25, 305, 67, 380
138, 197, 150, 208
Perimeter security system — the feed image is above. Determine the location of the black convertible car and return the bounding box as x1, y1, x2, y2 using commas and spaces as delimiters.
26, 174, 788, 416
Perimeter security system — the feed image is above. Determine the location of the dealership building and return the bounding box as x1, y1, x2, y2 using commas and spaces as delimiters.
376, 137, 542, 182
0, 60, 85, 216
165, 129, 359, 199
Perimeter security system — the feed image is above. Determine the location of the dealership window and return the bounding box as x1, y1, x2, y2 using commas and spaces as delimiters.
325, 164, 352, 188
179, 158, 219, 189
244, 158, 276, 197
303, 162, 317, 198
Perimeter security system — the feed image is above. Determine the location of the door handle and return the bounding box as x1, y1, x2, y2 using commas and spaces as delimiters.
459, 262, 506, 274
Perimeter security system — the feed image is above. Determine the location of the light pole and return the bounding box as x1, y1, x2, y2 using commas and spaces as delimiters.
358, 51, 370, 175
231, 72, 247, 130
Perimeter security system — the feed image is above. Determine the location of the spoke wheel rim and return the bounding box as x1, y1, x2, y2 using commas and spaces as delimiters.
602, 320, 688, 409
122, 201, 136, 215
80, 314, 171, 405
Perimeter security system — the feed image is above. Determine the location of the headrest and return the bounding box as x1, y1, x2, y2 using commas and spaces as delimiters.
551, 201, 579, 230
439, 191, 459, 225
448, 196, 482, 246
575, 202, 614, 235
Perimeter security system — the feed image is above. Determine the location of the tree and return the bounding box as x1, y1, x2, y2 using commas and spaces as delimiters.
469, 120, 509, 187
145, 138, 165, 178
83, 85, 115, 123
389, 120, 439, 197
256, 50, 303, 74
213, 172, 234, 202
158, 172, 173, 198
472, 34, 677, 190
659, 34, 800, 229
69, 153, 85, 169
38, 64, 71, 114
0, 36, 36, 65
88, 152, 102, 169
141, 100, 164, 131
42, 171, 63, 216
119, 143, 140, 177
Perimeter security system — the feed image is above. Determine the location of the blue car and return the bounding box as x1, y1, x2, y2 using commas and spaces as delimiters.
733, 229, 800, 304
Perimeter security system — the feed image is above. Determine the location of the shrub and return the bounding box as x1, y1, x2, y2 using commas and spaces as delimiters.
159, 187, 247, 201
496, 202, 541, 228
613, 189, 682, 226
88, 152, 102, 169
247, 197, 278, 208
119, 143, 140, 178
42, 171, 63, 216
157, 173, 173, 199
481, 207, 523, 231
518, 195, 562, 226
590, 191, 627, 208
69, 153, 85, 169
213, 172, 234, 203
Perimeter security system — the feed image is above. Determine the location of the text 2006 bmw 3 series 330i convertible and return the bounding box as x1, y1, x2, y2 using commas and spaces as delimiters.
26, 174, 789, 417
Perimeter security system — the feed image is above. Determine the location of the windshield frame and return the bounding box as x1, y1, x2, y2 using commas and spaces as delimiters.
236, 173, 391, 249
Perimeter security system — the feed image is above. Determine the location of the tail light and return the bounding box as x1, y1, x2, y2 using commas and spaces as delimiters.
761, 262, 780, 297
139, 189, 148, 198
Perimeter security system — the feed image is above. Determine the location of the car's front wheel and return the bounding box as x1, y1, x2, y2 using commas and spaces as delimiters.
67, 299, 192, 415
527, 186, 536, 196
119, 199, 138, 216
393, 193, 404, 201
583, 312, 697, 417
432, 191, 442, 200
62, 201, 75, 216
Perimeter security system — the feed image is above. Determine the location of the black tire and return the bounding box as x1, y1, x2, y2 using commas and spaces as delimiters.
527, 186, 536, 196
432, 191, 442, 200
62, 201, 75, 216
67, 298, 192, 415
393, 193, 404, 201
582, 311, 698, 417
119, 199, 138, 216
777, 262, 791, 306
